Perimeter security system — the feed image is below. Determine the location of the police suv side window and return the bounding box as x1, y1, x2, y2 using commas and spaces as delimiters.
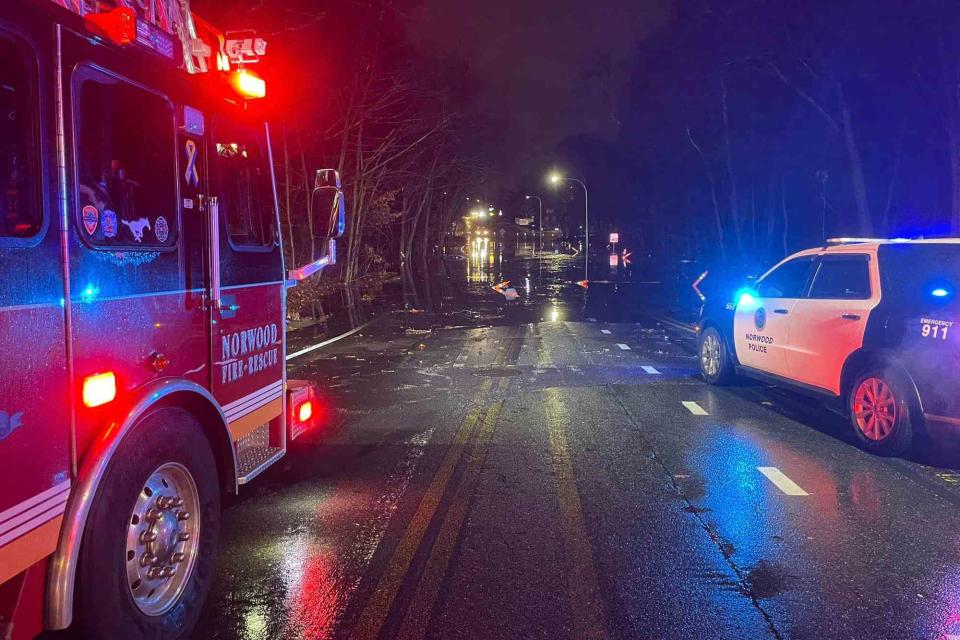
757, 257, 814, 298
0, 34, 39, 239
808, 256, 870, 300
75, 69, 177, 249
210, 117, 276, 250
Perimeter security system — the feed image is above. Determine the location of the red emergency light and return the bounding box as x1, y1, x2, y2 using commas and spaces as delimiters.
298, 401, 313, 423
83, 372, 117, 408
229, 69, 266, 99
287, 380, 320, 441
84, 7, 137, 47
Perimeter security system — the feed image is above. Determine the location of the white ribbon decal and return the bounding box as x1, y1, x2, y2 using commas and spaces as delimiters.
184, 139, 199, 187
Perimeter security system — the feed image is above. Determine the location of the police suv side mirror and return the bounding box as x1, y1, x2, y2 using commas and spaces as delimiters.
311, 169, 345, 240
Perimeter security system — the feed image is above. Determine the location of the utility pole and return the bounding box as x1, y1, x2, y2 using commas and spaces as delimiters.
525, 194, 543, 256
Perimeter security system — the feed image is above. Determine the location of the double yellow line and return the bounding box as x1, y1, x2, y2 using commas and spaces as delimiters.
538, 323, 612, 640
350, 331, 517, 640
352, 325, 610, 640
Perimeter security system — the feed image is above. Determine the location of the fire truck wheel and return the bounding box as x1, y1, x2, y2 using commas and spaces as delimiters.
73, 408, 220, 640
847, 368, 915, 456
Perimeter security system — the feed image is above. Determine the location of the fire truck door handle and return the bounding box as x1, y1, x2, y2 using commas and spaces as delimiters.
841, 313, 861, 321
773, 308, 789, 314
208, 197, 221, 310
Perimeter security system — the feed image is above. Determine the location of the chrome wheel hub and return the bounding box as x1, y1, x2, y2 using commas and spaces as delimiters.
125, 462, 200, 616
853, 377, 897, 441
701, 334, 721, 377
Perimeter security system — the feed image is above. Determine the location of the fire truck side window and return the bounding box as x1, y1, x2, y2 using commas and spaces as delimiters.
0, 34, 39, 239
211, 118, 276, 249
75, 69, 177, 249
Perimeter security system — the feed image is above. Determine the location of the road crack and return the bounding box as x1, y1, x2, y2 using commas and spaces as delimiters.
608, 387, 786, 640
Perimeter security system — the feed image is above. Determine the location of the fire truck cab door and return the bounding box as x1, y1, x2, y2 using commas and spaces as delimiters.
207, 113, 285, 479
0, 10, 71, 586
59, 27, 210, 466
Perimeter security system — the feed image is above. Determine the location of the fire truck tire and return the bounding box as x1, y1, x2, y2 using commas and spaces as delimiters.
847, 367, 915, 456
72, 408, 220, 640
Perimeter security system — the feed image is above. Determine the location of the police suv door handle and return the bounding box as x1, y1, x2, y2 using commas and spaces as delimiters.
841, 313, 861, 321
773, 308, 789, 314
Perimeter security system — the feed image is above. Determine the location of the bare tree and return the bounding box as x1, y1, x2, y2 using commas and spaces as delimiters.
686, 126, 727, 259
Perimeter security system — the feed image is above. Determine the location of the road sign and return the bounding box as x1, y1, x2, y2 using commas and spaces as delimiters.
609, 232, 619, 244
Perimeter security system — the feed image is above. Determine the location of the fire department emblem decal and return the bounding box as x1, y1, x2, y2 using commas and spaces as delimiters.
755, 307, 767, 330
102, 209, 118, 238
81, 205, 99, 235
155, 216, 169, 243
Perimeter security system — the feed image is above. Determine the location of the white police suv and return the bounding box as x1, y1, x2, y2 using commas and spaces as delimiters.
698, 238, 960, 455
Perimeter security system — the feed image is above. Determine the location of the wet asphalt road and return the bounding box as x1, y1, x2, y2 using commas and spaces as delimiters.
193, 252, 960, 640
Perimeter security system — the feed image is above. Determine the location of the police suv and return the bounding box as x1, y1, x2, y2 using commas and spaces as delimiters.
698, 239, 960, 455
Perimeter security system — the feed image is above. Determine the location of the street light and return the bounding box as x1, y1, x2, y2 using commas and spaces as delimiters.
525, 194, 543, 255
548, 172, 589, 283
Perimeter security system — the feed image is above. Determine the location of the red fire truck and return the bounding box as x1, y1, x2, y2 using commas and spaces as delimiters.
0, 1, 344, 638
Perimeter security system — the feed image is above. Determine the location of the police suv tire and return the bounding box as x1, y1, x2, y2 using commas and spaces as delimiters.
699, 326, 735, 385
847, 368, 915, 456
73, 408, 220, 640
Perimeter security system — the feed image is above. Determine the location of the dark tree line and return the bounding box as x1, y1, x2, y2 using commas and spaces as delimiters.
558, 0, 960, 268
195, 0, 491, 316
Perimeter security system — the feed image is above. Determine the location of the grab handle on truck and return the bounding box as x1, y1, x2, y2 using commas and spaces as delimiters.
209, 196, 221, 309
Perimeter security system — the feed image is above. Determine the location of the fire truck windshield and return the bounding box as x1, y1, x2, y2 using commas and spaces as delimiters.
0, 33, 38, 239
75, 67, 177, 249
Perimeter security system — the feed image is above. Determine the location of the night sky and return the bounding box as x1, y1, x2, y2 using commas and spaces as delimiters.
198, 0, 960, 261
405, 0, 672, 179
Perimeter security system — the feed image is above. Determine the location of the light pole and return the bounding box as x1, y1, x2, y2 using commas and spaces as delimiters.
549, 173, 589, 283
524, 194, 543, 255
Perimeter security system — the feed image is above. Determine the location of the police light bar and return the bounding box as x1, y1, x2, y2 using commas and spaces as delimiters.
826, 237, 911, 244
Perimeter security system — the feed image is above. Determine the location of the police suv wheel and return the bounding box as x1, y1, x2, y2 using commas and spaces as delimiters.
73, 408, 220, 640
699, 326, 735, 384
847, 369, 915, 456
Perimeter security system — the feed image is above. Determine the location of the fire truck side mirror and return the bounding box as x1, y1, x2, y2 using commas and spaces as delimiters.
311, 185, 345, 239
314, 168, 341, 189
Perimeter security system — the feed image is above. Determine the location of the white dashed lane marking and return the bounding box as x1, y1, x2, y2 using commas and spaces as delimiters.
600, 329, 611, 335
641, 366, 660, 374
617, 343, 631, 351
757, 467, 809, 496
682, 401, 708, 415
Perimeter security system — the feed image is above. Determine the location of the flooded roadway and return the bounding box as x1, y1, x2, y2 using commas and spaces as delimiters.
192, 250, 960, 640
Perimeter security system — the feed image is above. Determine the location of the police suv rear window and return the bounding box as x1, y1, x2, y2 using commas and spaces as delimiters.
878, 244, 960, 305
75, 69, 177, 249
0, 34, 39, 240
